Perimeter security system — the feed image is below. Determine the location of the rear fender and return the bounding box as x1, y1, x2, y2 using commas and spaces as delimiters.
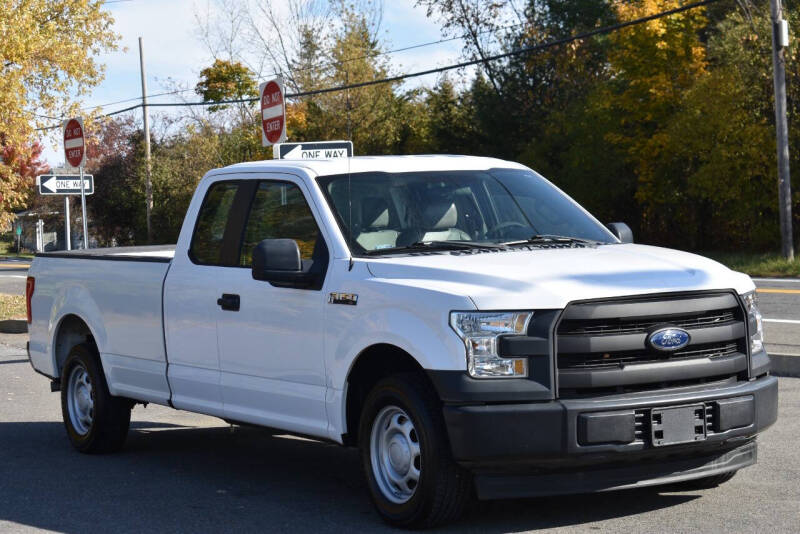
48, 284, 107, 378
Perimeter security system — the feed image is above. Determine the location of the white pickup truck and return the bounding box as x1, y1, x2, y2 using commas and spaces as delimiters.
26, 155, 777, 528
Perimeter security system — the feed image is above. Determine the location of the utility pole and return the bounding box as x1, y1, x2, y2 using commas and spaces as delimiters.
770, 0, 794, 260
139, 37, 153, 244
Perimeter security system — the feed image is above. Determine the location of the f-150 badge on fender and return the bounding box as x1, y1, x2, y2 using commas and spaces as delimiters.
329, 292, 358, 305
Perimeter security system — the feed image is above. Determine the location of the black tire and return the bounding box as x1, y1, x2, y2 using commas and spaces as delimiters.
60, 343, 132, 454
358, 373, 471, 528
673, 471, 737, 490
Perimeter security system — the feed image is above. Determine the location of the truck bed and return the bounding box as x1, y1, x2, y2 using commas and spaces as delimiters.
36, 244, 175, 263
27, 246, 174, 403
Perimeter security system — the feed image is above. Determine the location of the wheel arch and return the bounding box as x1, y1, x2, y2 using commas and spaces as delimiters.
342, 343, 436, 446
51, 313, 99, 378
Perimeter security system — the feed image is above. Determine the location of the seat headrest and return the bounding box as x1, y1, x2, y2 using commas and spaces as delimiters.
361, 197, 390, 229
423, 202, 458, 230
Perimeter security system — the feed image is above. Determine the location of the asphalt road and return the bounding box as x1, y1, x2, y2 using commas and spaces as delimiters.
755, 278, 800, 356
0, 333, 798, 533
0, 260, 29, 295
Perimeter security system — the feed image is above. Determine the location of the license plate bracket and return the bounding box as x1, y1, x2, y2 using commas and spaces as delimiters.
651, 404, 707, 447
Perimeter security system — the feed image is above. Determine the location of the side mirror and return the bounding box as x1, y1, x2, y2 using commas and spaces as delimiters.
606, 222, 634, 244
251, 238, 313, 288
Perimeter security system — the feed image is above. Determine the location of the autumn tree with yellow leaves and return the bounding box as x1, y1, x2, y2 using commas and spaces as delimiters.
0, 0, 119, 228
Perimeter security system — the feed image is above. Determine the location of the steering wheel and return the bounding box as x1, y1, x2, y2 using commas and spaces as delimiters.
486, 221, 529, 239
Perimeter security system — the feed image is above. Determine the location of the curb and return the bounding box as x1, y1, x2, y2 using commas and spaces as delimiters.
770, 353, 800, 378
0, 320, 27, 334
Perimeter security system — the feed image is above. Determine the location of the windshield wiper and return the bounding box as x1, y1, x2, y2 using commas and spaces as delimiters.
364, 240, 507, 255
502, 234, 598, 247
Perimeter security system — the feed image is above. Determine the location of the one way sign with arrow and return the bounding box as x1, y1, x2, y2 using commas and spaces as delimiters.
37, 174, 94, 196
273, 141, 353, 160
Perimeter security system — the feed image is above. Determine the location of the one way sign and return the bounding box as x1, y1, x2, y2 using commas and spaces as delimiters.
37, 174, 94, 196
274, 141, 353, 160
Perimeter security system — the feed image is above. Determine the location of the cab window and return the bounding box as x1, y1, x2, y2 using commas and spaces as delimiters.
239, 181, 322, 267
190, 181, 240, 265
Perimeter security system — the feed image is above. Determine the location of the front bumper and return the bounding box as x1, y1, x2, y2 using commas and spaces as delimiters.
436, 374, 778, 499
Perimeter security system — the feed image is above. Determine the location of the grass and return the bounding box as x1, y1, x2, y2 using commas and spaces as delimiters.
700, 252, 800, 278
0, 239, 33, 260
0, 294, 26, 321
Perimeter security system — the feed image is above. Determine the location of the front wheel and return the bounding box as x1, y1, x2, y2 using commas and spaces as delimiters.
359, 373, 471, 528
60, 343, 132, 454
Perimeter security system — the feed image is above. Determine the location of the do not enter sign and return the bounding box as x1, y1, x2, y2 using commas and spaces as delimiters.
63, 118, 86, 168
259, 77, 287, 146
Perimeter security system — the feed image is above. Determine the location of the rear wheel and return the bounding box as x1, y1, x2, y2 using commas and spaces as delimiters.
359, 373, 471, 528
60, 343, 131, 454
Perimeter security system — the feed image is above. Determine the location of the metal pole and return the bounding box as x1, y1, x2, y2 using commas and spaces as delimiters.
80, 166, 88, 249
770, 0, 794, 260
64, 196, 71, 250
139, 37, 153, 244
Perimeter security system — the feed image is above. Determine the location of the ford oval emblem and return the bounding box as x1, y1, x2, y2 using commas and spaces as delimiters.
648, 327, 691, 352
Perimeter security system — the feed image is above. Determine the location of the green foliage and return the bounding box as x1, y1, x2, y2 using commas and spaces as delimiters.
80, 0, 799, 254
701, 251, 800, 277
195, 59, 258, 113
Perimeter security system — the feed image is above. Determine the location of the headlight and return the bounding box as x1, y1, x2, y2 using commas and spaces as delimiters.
742, 291, 764, 354
450, 311, 533, 378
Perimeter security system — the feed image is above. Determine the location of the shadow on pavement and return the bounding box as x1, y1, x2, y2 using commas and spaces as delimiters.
0, 421, 698, 533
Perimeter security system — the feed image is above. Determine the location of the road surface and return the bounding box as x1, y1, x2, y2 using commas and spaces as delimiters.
754, 278, 800, 356
0, 333, 797, 533
0, 260, 29, 295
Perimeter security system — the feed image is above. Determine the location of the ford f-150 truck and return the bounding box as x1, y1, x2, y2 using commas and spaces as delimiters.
26, 155, 777, 528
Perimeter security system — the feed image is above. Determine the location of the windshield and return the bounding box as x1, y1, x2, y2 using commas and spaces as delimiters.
317, 168, 616, 255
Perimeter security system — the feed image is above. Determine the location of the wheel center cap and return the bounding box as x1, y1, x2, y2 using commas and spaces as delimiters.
388, 438, 410, 472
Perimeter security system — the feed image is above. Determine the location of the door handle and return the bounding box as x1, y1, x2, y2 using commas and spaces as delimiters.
217, 293, 240, 311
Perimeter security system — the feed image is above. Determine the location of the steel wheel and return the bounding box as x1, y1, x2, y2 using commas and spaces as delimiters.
369, 405, 422, 504
66, 363, 94, 435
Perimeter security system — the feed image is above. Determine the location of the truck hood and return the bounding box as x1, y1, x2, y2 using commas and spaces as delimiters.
365, 244, 754, 310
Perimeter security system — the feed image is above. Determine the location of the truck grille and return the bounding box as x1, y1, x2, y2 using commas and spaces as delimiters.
558, 342, 739, 369
559, 310, 736, 336
556, 291, 749, 396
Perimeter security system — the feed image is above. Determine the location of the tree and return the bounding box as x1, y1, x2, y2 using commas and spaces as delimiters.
0, 0, 119, 227
0, 141, 49, 229
195, 59, 258, 120
289, 6, 416, 155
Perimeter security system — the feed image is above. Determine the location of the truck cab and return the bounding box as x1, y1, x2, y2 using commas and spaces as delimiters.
26, 155, 777, 528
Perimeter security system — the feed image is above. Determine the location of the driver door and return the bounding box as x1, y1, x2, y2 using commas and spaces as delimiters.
215, 178, 331, 438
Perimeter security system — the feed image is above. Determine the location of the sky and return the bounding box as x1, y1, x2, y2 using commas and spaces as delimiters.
40, 0, 466, 166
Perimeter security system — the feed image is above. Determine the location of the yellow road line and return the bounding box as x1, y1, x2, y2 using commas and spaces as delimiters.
757, 288, 800, 295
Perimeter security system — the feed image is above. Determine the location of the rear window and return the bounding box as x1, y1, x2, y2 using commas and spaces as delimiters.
190, 181, 239, 265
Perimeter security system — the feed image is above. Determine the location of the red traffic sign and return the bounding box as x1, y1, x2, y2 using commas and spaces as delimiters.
63, 118, 86, 168
260, 77, 287, 146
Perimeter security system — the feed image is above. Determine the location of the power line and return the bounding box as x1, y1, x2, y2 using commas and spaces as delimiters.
48, 20, 525, 121
35, 0, 719, 132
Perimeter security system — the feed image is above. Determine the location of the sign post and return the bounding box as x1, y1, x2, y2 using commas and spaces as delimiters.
259, 77, 287, 147
63, 118, 88, 249
64, 197, 71, 250
273, 141, 353, 160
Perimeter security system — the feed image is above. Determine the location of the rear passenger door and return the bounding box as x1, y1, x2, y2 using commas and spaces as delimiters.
215, 178, 331, 438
